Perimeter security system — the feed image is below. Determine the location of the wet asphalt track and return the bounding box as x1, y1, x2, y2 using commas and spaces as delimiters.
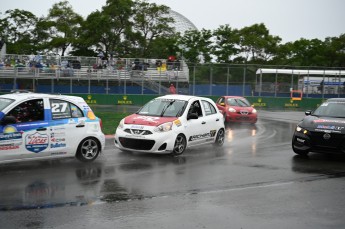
1, 110, 345, 229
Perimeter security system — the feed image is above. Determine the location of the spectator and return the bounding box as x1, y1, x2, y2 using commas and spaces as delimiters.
169, 83, 176, 94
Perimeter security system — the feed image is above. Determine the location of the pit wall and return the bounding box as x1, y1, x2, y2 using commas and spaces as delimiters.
79, 94, 325, 110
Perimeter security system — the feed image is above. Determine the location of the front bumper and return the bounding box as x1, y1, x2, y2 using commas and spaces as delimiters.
292, 130, 345, 154
225, 113, 257, 123
114, 128, 177, 154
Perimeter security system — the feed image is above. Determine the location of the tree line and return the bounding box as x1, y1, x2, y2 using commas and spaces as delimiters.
0, 0, 344, 67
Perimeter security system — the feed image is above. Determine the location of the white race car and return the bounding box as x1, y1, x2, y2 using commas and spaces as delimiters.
0, 91, 105, 164
114, 95, 225, 155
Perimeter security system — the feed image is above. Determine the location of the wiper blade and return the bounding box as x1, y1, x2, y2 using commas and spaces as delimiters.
160, 100, 175, 117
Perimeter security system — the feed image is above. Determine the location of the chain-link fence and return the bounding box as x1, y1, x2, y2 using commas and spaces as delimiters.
1, 54, 345, 98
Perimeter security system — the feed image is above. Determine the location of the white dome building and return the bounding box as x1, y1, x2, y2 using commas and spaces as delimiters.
168, 10, 198, 34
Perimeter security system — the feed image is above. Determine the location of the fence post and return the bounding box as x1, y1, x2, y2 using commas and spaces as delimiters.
226, 65, 229, 95
243, 64, 246, 96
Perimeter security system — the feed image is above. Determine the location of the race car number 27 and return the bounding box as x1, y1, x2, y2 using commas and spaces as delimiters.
51, 103, 68, 113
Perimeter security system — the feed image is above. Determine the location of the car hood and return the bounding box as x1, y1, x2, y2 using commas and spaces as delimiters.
300, 115, 345, 133
229, 106, 254, 111
124, 114, 178, 126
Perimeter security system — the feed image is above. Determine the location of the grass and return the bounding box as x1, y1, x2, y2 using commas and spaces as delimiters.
90, 106, 134, 135
95, 111, 130, 135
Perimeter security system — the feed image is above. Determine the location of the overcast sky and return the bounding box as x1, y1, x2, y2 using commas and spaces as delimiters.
2, 0, 344, 43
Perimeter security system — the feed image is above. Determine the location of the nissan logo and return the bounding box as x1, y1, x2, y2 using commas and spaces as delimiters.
323, 133, 331, 140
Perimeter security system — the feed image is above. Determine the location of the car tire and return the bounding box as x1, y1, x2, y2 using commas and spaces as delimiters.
214, 128, 225, 147
172, 134, 186, 156
292, 144, 309, 156
76, 137, 100, 162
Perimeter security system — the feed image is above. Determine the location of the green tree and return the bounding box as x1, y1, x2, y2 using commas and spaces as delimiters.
46, 1, 83, 56
323, 34, 345, 67
132, 1, 174, 57
178, 29, 213, 63
212, 24, 240, 63
237, 23, 281, 64
0, 9, 38, 54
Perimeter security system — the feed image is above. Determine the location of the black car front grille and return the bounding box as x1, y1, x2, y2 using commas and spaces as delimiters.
124, 129, 153, 135
119, 137, 155, 150
308, 131, 345, 153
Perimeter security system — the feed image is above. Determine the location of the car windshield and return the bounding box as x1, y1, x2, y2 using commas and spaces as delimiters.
0, 98, 15, 111
313, 102, 345, 118
227, 98, 251, 107
137, 99, 187, 117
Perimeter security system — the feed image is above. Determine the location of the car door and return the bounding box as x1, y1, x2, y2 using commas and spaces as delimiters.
184, 99, 210, 147
49, 98, 85, 157
0, 98, 51, 162
201, 99, 222, 141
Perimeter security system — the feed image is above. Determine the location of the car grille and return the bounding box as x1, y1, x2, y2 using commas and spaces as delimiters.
238, 110, 249, 115
309, 131, 345, 153
124, 129, 153, 135
119, 137, 155, 150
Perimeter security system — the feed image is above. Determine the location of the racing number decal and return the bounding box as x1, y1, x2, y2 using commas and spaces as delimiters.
50, 100, 72, 119
51, 103, 68, 113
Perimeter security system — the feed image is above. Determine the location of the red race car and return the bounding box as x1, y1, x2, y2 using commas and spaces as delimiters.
216, 96, 257, 124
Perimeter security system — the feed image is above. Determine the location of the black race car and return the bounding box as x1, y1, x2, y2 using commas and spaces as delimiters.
292, 98, 345, 156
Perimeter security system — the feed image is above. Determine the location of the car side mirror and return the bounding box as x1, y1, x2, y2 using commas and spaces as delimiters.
1, 116, 17, 125
187, 113, 198, 120
305, 110, 312, 116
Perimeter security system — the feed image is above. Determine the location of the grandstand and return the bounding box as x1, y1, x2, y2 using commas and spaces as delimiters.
0, 54, 189, 94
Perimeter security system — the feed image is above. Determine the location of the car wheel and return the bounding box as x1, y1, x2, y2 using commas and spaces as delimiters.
292, 144, 309, 156
76, 137, 100, 162
214, 128, 225, 146
172, 134, 186, 156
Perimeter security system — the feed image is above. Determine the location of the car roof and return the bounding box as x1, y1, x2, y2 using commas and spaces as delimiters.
156, 94, 212, 102
0, 92, 85, 103
222, 96, 246, 99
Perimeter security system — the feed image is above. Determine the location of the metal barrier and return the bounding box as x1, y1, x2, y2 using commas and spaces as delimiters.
1, 53, 345, 98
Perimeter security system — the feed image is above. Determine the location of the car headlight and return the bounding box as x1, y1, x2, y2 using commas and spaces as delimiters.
154, 122, 173, 132
296, 125, 308, 134
117, 118, 125, 129
228, 107, 236, 113
252, 109, 257, 114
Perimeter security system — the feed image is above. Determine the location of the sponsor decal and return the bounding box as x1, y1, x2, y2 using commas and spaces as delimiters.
174, 120, 182, 127
25, 132, 49, 153
285, 103, 299, 108
317, 125, 336, 130
117, 95, 133, 105
51, 137, 66, 143
130, 125, 145, 129
51, 132, 66, 138
133, 116, 160, 123
0, 131, 22, 146
87, 110, 96, 120
85, 95, 97, 104
252, 98, 266, 107
0, 145, 19, 150
314, 119, 345, 124
51, 151, 67, 156
189, 130, 217, 141
51, 143, 67, 148
3, 125, 18, 133
50, 126, 66, 131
